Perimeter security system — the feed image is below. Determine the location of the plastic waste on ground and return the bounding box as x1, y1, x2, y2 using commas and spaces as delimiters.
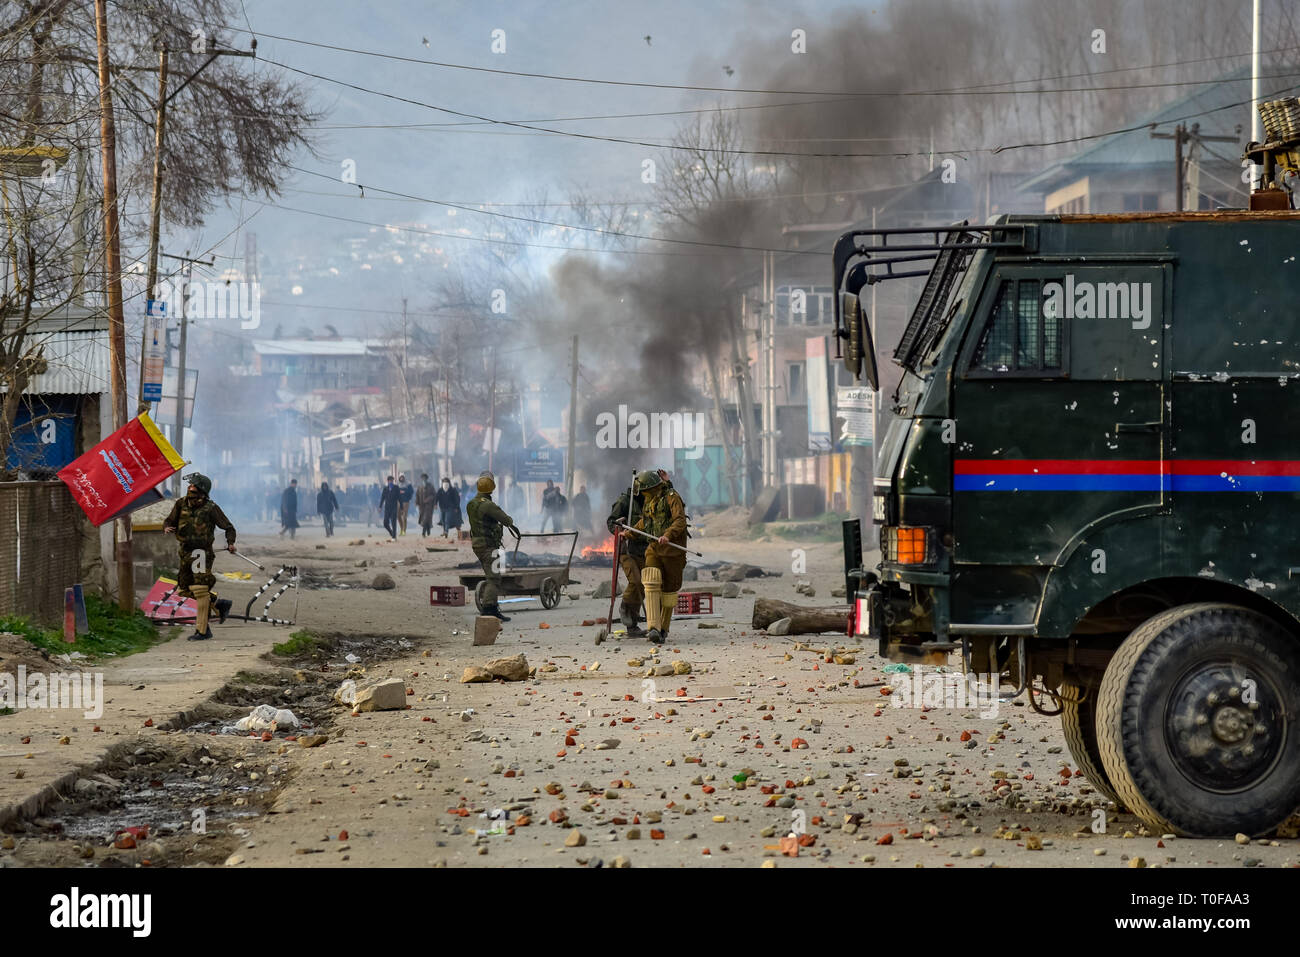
234, 704, 300, 732
334, 679, 357, 706
882, 663, 913, 674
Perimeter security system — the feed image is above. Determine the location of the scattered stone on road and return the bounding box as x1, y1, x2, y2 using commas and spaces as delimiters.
485, 654, 529, 681
352, 678, 407, 712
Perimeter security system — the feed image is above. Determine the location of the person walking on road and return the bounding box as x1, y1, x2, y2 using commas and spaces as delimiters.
467, 473, 519, 621
317, 481, 340, 537
163, 473, 236, 641
540, 480, 565, 533
279, 479, 299, 539
396, 474, 414, 535
435, 476, 462, 539
415, 473, 436, 537
572, 484, 593, 536
379, 475, 400, 540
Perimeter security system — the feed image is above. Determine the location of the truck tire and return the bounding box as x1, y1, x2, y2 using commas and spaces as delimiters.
1096, 602, 1300, 837
1059, 683, 1125, 809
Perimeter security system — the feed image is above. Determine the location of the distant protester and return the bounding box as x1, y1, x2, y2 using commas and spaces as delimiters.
416, 473, 436, 537
317, 481, 339, 537
379, 476, 400, 540
397, 474, 414, 535
435, 476, 462, 539
280, 479, 299, 539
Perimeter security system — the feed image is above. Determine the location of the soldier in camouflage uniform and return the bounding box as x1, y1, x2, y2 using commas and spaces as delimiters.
633, 469, 688, 644
466, 473, 519, 622
163, 473, 236, 641
607, 480, 647, 636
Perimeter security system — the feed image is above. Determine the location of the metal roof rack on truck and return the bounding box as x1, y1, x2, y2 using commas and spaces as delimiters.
830, 221, 1036, 369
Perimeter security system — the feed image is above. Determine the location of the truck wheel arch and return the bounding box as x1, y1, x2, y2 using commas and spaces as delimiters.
1042, 574, 1300, 646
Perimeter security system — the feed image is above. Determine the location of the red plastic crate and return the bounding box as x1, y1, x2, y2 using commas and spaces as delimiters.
676, 592, 713, 614
430, 585, 466, 606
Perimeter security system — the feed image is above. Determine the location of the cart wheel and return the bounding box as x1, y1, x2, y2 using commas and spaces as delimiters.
474, 581, 487, 613
540, 577, 560, 610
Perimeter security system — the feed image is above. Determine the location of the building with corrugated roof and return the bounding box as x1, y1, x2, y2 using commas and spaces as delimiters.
1, 304, 114, 607
1, 305, 111, 477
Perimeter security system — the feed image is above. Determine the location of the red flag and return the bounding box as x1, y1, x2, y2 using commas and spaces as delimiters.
58, 412, 185, 526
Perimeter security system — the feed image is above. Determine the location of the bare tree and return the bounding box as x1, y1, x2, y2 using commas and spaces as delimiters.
0, 0, 319, 475
656, 108, 775, 232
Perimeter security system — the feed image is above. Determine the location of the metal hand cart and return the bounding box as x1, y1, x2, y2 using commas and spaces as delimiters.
458, 530, 578, 612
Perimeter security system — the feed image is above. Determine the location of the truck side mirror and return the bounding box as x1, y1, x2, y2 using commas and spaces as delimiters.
841, 291, 879, 390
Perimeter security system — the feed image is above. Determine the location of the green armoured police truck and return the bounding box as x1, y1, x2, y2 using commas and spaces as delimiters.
834, 205, 1300, 838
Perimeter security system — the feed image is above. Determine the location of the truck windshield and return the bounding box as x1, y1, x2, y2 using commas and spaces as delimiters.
892, 228, 979, 374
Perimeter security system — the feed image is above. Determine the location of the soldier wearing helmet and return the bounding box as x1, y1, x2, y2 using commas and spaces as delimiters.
628, 468, 687, 644
466, 472, 519, 622
162, 473, 236, 641
607, 476, 647, 636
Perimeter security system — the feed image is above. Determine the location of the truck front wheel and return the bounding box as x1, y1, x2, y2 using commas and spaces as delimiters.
1096, 602, 1300, 837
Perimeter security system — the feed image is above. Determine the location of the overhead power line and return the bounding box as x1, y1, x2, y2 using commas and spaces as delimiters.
250, 199, 824, 258
220, 25, 1300, 99
287, 163, 824, 254
260, 55, 1300, 159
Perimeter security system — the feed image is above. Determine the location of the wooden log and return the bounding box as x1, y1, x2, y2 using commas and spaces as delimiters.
752, 598, 851, 635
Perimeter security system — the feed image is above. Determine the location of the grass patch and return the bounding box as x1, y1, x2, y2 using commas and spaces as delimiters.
272, 629, 327, 658
748, 512, 848, 542
229, 669, 271, 686
0, 593, 178, 661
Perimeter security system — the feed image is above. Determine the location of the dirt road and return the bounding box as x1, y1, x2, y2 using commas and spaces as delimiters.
4, 518, 1296, 868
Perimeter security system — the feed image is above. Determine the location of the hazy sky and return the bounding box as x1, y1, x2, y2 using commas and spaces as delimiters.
185, 0, 847, 311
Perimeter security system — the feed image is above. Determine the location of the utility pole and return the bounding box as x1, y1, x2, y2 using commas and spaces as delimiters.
173, 257, 189, 493
434, 382, 444, 478
762, 250, 778, 490
93, 0, 133, 610
444, 364, 452, 478
705, 352, 740, 506
162, 251, 213, 493
71, 150, 87, 305
487, 350, 496, 474
1152, 125, 1186, 210
565, 335, 578, 497
139, 39, 254, 412
1253, 0, 1262, 159
760, 256, 769, 489
730, 301, 757, 506
139, 43, 167, 412
870, 208, 879, 460
1152, 123, 1240, 210
401, 297, 410, 419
